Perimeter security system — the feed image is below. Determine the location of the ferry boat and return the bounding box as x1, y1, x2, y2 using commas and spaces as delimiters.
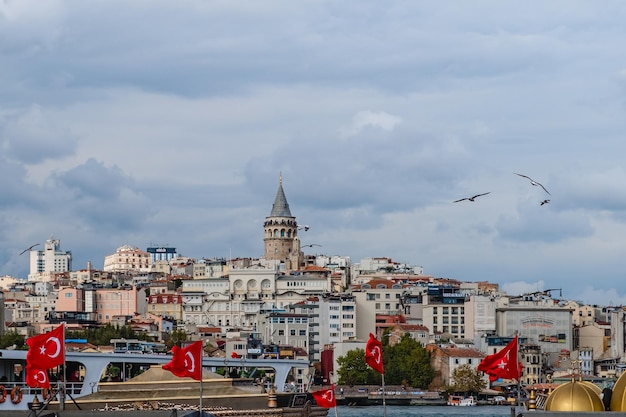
0, 349, 311, 411
447, 394, 477, 406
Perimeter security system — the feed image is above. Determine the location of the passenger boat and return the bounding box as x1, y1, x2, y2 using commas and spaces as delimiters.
447, 394, 477, 406
0, 349, 312, 412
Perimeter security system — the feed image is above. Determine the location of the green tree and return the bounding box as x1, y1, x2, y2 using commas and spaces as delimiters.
66, 323, 149, 346
0, 329, 26, 349
165, 328, 189, 349
336, 348, 380, 385
450, 363, 486, 395
383, 333, 434, 388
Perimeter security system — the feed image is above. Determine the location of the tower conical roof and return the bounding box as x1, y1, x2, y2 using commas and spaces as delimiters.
269, 175, 292, 217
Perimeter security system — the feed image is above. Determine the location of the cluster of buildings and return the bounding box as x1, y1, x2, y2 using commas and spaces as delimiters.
1, 177, 625, 390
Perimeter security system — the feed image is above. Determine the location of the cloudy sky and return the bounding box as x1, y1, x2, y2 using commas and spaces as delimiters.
2, 1, 626, 305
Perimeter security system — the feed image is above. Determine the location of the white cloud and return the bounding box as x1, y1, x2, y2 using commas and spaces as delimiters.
339, 110, 403, 138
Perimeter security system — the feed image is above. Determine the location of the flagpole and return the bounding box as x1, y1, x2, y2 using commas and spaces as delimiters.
381, 373, 387, 417
199, 345, 203, 416
515, 332, 522, 410
61, 323, 66, 411
199, 373, 203, 416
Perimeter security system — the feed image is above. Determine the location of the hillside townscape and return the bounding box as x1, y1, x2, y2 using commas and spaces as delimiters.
0, 178, 621, 392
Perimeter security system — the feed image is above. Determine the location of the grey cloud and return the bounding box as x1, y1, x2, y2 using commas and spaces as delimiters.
495, 205, 593, 243
0, 105, 78, 164
53, 158, 131, 200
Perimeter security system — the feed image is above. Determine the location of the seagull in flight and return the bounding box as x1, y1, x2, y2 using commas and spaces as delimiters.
302, 244, 322, 248
514, 173, 551, 195
540, 199, 550, 206
19, 243, 40, 256
453, 192, 490, 203
298, 225, 310, 231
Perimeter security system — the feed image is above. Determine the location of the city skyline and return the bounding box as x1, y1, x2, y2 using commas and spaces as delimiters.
1, 2, 626, 305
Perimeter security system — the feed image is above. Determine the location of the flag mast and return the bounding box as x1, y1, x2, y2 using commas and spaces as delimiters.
516, 332, 522, 409
198, 343, 204, 417
61, 323, 67, 411
199, 351, 203, 416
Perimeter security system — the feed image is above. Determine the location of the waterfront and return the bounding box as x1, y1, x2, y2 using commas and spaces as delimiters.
334, 405, 516, 417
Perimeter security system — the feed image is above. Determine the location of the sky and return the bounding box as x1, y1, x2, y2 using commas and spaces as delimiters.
1, 1, 626, 305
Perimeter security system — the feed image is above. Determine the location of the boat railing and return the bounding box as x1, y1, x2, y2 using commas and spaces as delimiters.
0, 381, 84, 396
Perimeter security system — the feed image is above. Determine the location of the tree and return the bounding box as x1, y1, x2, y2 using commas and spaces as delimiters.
165, 328, 189, 349
0, 329, 26, 349
336, 335, 435, 388
336, 348, 380, 385
66, 323, 150, 346
383, 333, 434, 388
450, 363, 487, 395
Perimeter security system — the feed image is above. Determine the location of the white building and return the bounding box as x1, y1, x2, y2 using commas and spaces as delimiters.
28, 235, 72, 281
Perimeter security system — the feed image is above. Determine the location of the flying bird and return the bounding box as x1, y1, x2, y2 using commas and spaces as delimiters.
302, 244, 322, 248
19, 243, 40, 256
514, 173, 551, 195
453, 192, 490, 203
298, 225, 310, 231
540, 199, 550, 206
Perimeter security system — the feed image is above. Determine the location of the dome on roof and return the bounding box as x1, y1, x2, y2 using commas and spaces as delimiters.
610, 369, 626, 411
545, 380, 605, 412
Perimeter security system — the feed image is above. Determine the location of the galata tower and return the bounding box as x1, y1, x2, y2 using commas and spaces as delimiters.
263, 175, 303, 269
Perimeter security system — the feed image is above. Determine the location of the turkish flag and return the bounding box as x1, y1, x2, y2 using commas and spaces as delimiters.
163, 340, 202, 381
26, 324, 65, 369
364, 333, 384, 374
231, 351, 241, 358
26, 365, 51, 389
311, 385, 336, 408
478, 335, 522, 382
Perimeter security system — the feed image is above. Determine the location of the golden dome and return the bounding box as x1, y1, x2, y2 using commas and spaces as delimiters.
610, 370, 626, 411
580, 380, 601, 395
545, 380, 605, 412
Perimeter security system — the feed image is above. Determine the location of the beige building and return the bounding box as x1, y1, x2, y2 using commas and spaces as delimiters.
428, 344, 486, 389
147, 292, 183, 322
103, 245, 151, 273
389, 323, 429, 346
574, 322, 609, 361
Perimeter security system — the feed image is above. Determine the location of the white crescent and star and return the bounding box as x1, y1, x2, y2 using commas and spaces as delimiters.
322, 390, 334, 401
370, 346, 382, 364
184, 351, 196, 372
35, 370, 47, 383
44, 336, 62, 358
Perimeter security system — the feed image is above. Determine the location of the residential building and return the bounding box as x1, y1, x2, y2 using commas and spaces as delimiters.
428, 344, 486, 388
147, 292, 183, 322
94, 287, 147, 323
388, 323, 429, 347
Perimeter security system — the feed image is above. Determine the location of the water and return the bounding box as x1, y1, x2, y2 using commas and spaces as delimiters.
333, 405, 516, 417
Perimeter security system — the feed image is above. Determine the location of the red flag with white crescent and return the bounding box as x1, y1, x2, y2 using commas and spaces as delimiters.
311, 385, 336, 408
364, 333, 384, 374
163, 340, 203, 381
26, 324, 65, 369
478, 335, 522, 382
26, 365, 51, 389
